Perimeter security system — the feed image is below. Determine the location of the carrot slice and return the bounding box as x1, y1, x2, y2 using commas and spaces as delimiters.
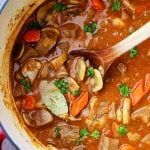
70, 92, 88, 117
131, 79, 144, 106
91, 0, 105, 11
119, 144, 136, 150
23, 95, 36, 110
131, 74, 150, 106
23, 29, 40, 43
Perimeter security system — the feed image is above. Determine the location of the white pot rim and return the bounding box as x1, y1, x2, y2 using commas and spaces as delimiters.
0, 1, 47, 149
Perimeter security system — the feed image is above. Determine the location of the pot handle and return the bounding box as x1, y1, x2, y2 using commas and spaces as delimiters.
0, 0, 8, 13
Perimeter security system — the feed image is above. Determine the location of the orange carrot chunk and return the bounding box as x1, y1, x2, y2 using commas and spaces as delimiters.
131, 74, 150, 106
119, 144, 136, 150
131, 79, 144, 106
70, 92, 88, 117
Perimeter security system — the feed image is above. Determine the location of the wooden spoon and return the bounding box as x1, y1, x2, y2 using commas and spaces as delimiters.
70, 21, 150, 74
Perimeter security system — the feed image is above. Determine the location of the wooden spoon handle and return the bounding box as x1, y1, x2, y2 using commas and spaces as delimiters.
112, 21, 150, 57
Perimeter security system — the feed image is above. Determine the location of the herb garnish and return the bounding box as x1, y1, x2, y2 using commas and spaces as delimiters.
86, 67, 95, 77
90, 130, 101, 139
72, 90, 81, 96
76, 128, 101, 145
118, 84, 131, 97
84, 22, 97, 34
54, 79, 69, 94
118, 125, 128, 136
54, 2, 67, 12
20, 77, 31, 93
80, 128, 90, 138
112, 0, 121, 11
130, 47, 138, 58
54, 126, 61, 138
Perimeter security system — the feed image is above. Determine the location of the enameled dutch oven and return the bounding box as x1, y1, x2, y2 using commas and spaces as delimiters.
0, 0, 51, 149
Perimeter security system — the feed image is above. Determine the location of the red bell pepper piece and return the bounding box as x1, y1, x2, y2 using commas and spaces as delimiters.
23, 95, 36, 110
91, 0, 105, 11
23, 29, 40, 43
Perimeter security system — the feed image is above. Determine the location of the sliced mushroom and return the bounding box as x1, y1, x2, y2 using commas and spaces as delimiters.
67, 57, 80, 79
90, 69, 103, 92
23, 109, 53, 128
99, 65, 104, 77
122, 98, 131, 125
13, 41, 25, 60
50, 42, 70, 70
39, 80, 68, 119
75, 57, 86, 81
21, 59, 42, 83
35, 27, 59, 56
36, 1, 56, 25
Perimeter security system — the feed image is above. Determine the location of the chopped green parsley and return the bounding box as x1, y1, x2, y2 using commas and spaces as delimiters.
54, 79, 69, 94
54, 2, 67, 12
84, 22, 97, 34
118, 84, 131, 97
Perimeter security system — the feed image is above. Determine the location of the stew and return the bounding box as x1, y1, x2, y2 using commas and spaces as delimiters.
11, 0, 150, 149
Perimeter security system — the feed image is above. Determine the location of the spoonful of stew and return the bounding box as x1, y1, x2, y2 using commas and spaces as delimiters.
70, 21, 150, 74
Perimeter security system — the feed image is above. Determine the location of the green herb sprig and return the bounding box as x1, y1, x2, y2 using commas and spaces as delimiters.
76, 128, 101, 145
20, 77, 31, 93
112, 0, 122, 11
86, 67, 95, 77
118, 125, 128, 136
118, 84, 131, 97
54, 79, 69, 94
54, 126, 61, 138
84, 22, 97, 34
54, 2, 67, 12
130, 47, 138, 58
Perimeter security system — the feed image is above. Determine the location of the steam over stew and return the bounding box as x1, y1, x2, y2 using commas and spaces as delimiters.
12, 0, 150, 149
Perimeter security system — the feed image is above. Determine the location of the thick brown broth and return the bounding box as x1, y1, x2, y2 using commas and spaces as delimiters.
12, 0, 150, 149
